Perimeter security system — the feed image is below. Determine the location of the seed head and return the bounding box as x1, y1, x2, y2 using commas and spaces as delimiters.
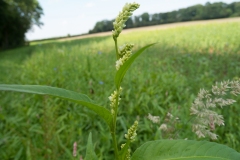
109, 87, 123, 115
147, 113, 160, 124
125, 120, 138, 142
191, 79, 240, 140
112, 3, 140, 40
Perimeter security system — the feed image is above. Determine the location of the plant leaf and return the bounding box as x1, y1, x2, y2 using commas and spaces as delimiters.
85, 132, 98, 160
56, 135, 73, 158
0, 84, 112, 126
131, 140, 240, 160
115, 43, 156, 88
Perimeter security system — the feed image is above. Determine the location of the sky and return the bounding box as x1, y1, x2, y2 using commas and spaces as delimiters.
26, 0, 238, 40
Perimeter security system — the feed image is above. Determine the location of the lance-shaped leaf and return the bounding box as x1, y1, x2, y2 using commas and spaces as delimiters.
131, 140, 240, 160
0, 84, 112, 126
115, 43, 156, 88
85, 132, 98, 160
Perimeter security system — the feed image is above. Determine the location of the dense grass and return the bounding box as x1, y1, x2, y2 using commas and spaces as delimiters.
0, 21, 240, 159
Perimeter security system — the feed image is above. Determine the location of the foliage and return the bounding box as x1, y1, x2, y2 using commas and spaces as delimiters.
132, 140, 240, 160
89, 1, 240, 34
85, 133, 98, 160
0, 0, 43, 49
0, 5, 240, 159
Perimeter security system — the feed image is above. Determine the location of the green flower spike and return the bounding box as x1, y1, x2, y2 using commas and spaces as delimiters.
109, 87, 123, 115
115, 43, 134, 70
112, 3, 140, 40
119, 43, 134, 58
125, 120, 138, 142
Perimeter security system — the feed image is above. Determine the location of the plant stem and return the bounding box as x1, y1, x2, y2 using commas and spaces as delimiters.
112, 88, 120, 159
111, 131, 119, 160
111, 39, 121, 160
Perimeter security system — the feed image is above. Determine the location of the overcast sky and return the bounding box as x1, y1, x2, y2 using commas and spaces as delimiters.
26, 0, 238, 40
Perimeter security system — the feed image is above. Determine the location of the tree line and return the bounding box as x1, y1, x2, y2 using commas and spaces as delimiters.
0, 0, 43, 50
89, 1, 240, 34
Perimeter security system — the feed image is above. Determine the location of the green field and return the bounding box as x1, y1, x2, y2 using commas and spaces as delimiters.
0, 21, 240, 159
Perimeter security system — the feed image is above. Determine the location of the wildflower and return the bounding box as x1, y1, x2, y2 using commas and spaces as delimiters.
125, 149, 131, 160
120, 143, 131, 159
115, 43, 134, 70
112, 3, 140, 40
159, 123, 168, 131
167, 112, 173, 119
73, 142, 77, 157
118, 43, 134, 58
209, 114, 215, 131
120, 143, 126, 149
191, 79, 240, 139
116, 59, 123, 70
115, 51, 132, 70
147, 113, 160, 124
109, 87, 123, 115
125, 121, 138, 142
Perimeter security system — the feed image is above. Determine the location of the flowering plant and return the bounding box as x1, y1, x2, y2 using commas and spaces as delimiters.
0, 2, 240, 160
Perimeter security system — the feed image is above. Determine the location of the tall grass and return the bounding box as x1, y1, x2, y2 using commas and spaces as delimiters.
0, 21, 240, 159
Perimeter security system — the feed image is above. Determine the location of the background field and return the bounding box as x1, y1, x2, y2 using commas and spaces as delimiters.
0, 19, 240, 159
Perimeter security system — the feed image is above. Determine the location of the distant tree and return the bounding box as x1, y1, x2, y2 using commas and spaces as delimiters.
0, 0, 43, 49
166, 11, 177, 23
133, 16, 141, 27
202, 2, 232, 19
151, 13, 161, 25
89, 20, 113, 33
140, 12, 150, 26
229, 2, 240, 17
160, 13, 168, 24
191, 5, 205, 20
89, 1, 240, 34
125, 17, 134, 29
178, 7, 196, 21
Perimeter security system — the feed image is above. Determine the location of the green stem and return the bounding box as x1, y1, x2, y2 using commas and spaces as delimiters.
112, 88, 120, 159
111, 38, 120, 160
111, 131, 119, 160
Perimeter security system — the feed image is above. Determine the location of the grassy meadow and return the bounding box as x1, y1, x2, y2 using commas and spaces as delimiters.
0, 21, 240, 159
